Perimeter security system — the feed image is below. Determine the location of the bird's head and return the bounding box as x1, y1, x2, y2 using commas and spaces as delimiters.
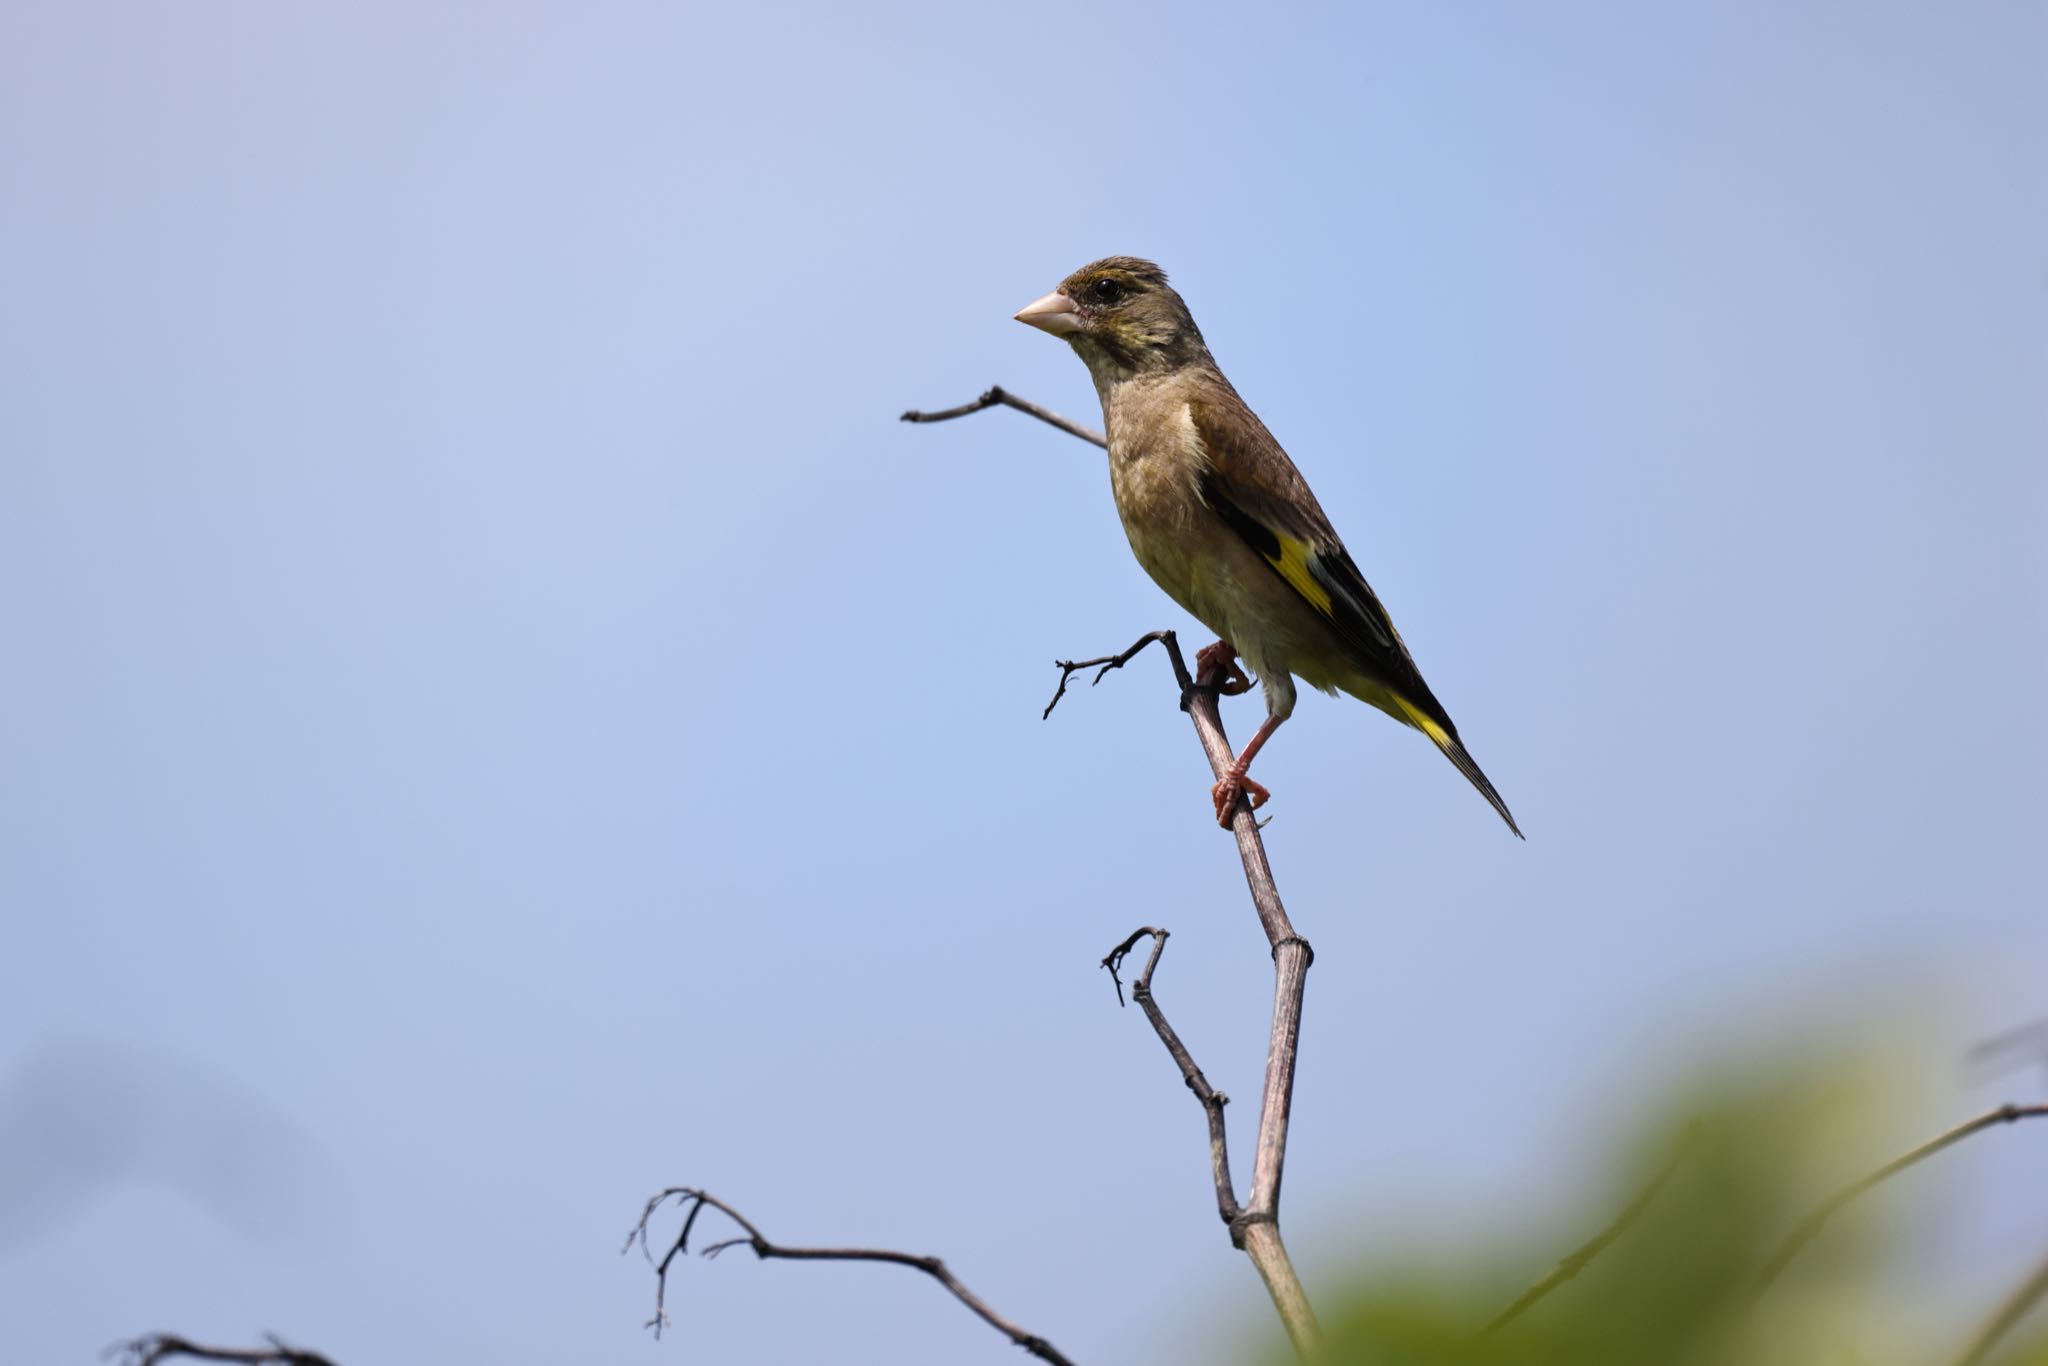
1015, 257, 1209, 383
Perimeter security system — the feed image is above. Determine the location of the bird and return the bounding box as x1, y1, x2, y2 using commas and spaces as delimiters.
1015, 256, 1520, 836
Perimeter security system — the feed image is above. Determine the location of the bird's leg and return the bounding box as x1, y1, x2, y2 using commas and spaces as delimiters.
1211, 712, 1286, 827
1194, 639, 1254, 696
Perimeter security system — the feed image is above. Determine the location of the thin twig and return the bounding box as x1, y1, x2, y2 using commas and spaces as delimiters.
625, 1187, 1075, 1365
108, 1336, 334, 1366
1056, 627, 1321, 1356
1756, 1102, 2048, 1290
901, 385, 1106, 449
1044, 630, 1182, 721
1946, 1244, 2048, 1366
1480, 1125, 1697, 1336
1103, 927, 1243, 1232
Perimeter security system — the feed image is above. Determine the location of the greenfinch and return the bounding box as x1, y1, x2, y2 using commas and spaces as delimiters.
1017, 257, 1519, 835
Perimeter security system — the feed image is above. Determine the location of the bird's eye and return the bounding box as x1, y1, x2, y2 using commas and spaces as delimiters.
1089, 278, 1127, 305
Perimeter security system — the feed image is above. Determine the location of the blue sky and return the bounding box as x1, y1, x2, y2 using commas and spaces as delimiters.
2, 2, 2043, 1362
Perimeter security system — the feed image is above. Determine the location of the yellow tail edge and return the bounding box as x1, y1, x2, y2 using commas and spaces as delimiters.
1393, 696, 1524, 839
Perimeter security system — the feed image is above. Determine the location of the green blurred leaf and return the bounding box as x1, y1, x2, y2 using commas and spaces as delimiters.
1291, 1042, 2025, 1366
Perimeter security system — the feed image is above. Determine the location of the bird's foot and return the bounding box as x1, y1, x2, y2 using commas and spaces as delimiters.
1210, 769, 1271, 827
1194, 640, 1254, 696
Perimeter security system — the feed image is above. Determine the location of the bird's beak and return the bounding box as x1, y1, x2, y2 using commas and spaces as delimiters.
1014, 290, 1081, 336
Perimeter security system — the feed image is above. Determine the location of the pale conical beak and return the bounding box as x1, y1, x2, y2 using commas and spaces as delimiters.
1014, 290, 1081, 336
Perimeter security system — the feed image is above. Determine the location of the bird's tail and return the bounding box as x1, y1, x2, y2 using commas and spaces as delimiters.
1393, 697, 1523, 839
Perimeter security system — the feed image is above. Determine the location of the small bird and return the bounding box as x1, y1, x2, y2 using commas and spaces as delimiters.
1016, 257, 1520, 835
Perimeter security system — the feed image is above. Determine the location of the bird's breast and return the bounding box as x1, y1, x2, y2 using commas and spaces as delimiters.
1101, 391, 1333, 698
1107, 406, 1206, 583
1105, 400, 1260, 650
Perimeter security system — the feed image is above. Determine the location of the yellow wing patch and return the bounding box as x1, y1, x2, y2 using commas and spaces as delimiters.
1393, 694, 1454, 748
1268, 537, 1334, 616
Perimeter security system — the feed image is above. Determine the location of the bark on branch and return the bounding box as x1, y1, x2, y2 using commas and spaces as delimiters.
1103, 927, 1242, 1234
1057, 629, 1322, 1357
625, 1187, 1075, 1365
908, 388, 1321, 1356
901, 385, 1106, 449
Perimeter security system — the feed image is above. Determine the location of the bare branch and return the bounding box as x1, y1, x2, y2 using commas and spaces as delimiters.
1102, 927, 1243, 1232
109, 1336, 334, 1366
1057, 628, 1321, 1356
901, 385, 1106, 449
1757, 1102, 2048, 1290
625, 1187, 1075, 1366
1044, 629, 1184, 721
914, 391, 1318, 1352
1946, 1244, 2048, 1366
1480, 1125, 1697, 1336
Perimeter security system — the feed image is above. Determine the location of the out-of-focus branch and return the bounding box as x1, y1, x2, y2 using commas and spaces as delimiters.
1946, 1244, 2048, 1366
1482, 1099, 2048, 1330
1756, 1102, 2048, 1290
1968, 1019, 2048, 1088
1480, 1125, 1698, 1336
624, 1187, 1075, 1366
109, 1336, 334, 1366
1054, 628, 1321, 1358
900, 385, 1106, 449
1103, 927, 1242, 1232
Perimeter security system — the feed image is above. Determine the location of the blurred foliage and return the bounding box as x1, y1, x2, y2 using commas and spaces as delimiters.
1289, 1047, 2048, 1366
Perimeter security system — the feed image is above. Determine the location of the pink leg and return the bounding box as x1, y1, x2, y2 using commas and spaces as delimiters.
1211, 711, 1286, 827
1194, 639, 1254, 696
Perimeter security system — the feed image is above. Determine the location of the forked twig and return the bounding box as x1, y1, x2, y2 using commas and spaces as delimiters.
1045, 630, 1183, 721
625, 1187, 1074, 1365
1103, 927, 1243, 1232
1051, 626, 1320, 1355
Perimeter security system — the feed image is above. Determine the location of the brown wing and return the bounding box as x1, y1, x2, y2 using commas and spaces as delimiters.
1189, 391, 1521, 835
1189, 392, 1440, 714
